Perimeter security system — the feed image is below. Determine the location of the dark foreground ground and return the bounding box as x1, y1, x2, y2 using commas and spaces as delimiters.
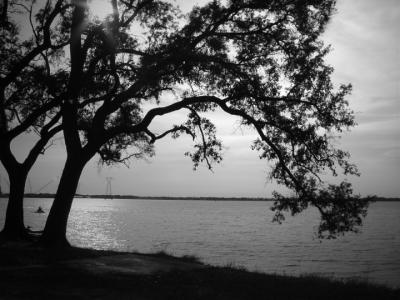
0, 241, 399, 300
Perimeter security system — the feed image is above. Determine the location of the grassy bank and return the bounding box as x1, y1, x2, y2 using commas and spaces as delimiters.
0, 242, 399, 300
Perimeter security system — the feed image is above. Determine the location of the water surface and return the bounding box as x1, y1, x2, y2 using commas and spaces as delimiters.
1, 198, 399, 288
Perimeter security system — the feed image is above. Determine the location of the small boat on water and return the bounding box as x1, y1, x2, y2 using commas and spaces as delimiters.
35, 206, 45, 214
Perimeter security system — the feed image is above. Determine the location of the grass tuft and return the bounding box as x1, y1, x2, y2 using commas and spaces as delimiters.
150, 249, 202, 263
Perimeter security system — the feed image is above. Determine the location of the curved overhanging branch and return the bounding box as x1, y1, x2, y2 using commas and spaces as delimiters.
212, 98, 303, 192
100, 95, 302, 191
144, 125, 194, 144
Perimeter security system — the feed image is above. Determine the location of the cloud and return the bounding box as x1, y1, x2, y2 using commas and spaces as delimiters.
324, 0, 400, 103
355, 96, 399, 126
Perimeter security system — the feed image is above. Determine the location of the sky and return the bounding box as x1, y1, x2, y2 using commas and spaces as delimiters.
0, 0, 399, 198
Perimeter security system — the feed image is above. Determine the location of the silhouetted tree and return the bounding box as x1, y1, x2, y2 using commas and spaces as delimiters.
0, 0, 151, 240
0, 0, 70, 239
38, 0, 368, 246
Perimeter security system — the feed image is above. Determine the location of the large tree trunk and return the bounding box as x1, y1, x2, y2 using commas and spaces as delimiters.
1, 169, 28, 240
40, 0, 89, 248
40, 156, 86, 247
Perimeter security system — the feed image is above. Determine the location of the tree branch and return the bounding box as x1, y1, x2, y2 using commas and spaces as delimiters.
145, 125, 194, 144
23, 125, 62, 171
0, 0, 66, 88
184, 106, 213, 169
5, 97, 61, 141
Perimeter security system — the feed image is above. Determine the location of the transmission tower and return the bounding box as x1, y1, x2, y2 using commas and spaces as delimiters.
105, 177, 113, 199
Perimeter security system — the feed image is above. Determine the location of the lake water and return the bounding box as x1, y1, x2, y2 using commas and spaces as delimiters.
1, 198, 399, 288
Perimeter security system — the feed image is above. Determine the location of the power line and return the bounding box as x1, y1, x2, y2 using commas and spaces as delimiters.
36, 177, 59, 193
36, 179, 54, 193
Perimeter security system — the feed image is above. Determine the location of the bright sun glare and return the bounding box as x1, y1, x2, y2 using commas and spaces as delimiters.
87, 0, 111, 19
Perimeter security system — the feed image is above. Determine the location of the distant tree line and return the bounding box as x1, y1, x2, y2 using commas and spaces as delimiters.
6, 193, 393, 202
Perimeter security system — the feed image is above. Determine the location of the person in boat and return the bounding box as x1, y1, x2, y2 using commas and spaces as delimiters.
35, 206, 44, 213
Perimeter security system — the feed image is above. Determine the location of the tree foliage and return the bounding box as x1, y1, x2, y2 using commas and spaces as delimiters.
2, 0, 370, 241
62, 0, 365, 238
0, 0, 72, 238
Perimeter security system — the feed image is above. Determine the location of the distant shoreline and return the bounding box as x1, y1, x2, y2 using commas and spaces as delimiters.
0, 193, 399, 202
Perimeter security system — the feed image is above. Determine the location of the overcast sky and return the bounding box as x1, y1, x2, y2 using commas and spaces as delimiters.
1, 0, 399, 198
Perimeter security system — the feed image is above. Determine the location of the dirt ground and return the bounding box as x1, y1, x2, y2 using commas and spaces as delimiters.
1, 241, 399, 300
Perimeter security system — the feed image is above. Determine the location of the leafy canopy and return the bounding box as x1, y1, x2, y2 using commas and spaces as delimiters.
4, 0, 370, 238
